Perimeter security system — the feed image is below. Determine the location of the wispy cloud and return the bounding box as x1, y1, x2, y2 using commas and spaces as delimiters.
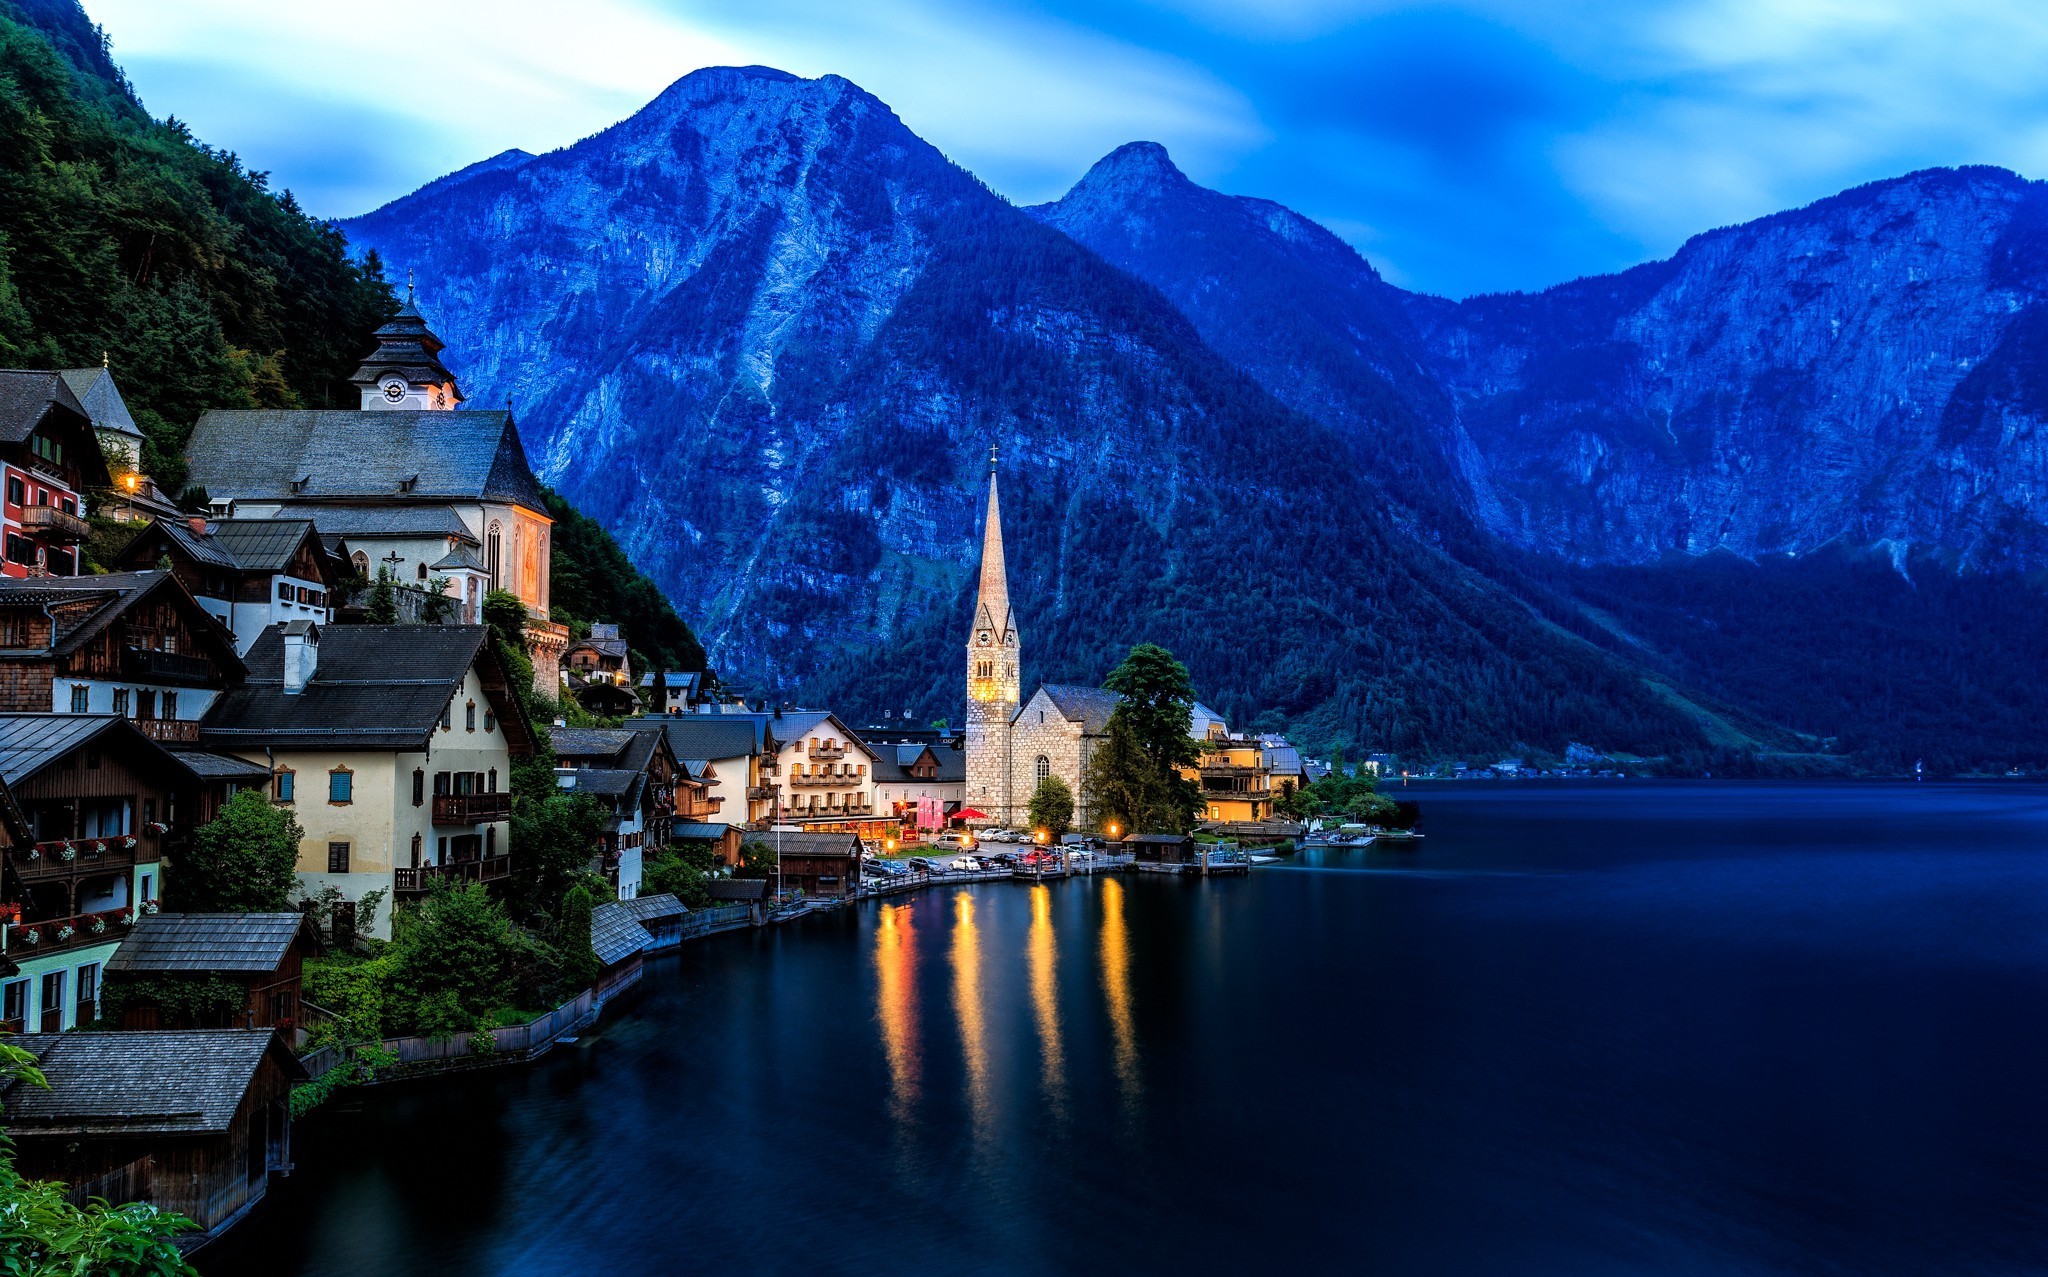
77, 0, 2048, 297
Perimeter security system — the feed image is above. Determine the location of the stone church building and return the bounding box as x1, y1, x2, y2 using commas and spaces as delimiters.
962, 460, 1121, 830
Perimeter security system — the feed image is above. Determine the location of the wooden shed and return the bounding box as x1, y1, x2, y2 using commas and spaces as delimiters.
589, 901, 652, 1002
761, 831, 863, 899
3, 1029, 305, 1239
1125, 832, 1198, 864
104, 911, 321, 1032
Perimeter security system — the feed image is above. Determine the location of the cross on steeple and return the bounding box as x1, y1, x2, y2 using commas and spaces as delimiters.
406, 268, 415, 303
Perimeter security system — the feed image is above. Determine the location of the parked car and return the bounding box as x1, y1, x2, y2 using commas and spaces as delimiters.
1068, 849, 1098, 864
990, 852, 1022, 866
906, 858, 937, 873
948, 856, 981, 872
933, 832, 976, 850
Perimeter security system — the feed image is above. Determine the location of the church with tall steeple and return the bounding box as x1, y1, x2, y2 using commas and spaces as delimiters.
963, 449, 1123, 831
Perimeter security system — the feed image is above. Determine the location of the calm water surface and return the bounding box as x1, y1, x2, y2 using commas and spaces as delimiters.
205, 783, 2048, 1275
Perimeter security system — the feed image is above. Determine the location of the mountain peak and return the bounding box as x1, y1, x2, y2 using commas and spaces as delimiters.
1070, 141, 1192, 198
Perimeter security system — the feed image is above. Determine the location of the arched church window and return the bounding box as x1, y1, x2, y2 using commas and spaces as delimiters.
486, 523, 502, 584
1035, 755, 1050, 785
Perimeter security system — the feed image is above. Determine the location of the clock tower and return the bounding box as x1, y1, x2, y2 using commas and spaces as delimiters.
964, 449, 1019, 826
350, 278, 464, 411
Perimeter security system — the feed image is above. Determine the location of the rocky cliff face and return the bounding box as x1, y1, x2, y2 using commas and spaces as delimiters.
1042, 153, 2048, 570
343, 67, 1695, 757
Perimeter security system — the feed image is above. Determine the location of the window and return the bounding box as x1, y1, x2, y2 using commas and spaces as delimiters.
68, 685, 86, 713
162, 691, 177, 720
486, 523, 502, 583
440, 701, 453, 731
30, 434, 61, 466
136, 689, 156, 720
139, 872, 153, 902
4, 533, 32, 565
328, 767, 352, 805
465, 700, 477, 732
412, 769, 424, 807
1036, 755, 1051, 785
327, 841, 350, 873
111, 688, 130, 717
483, 708, 495, 733
75, 963, 98, 1023
1, 979, 24, 1030
278, 582, 293, 602
274, 769, 295, 803
142, 798, 155, 825
39, 971, 63, 1031
410, 833, 422, 867
485, 826, 496, 857
0, 614, 29, 647
59, 497, 74, 516
3, 477, 19, 506
487, 768, 498, 793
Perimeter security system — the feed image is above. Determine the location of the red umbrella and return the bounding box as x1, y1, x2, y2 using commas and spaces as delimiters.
953, 807, 989, 822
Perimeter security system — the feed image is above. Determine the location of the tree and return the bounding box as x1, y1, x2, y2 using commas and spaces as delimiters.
0, 1037, 198, 1273
557, 885, 600, 990
1084, 716, 1201, 835
365, 566, 399, 624
386, 884, 555, 1036
171, 790, 302, 912
505, 790, 605, 929
734, 839, 779, 881
642, 838, 718, 907
1027, 775, 1074, 839
482, 589, 527, 650
1101, 644, 1200, 771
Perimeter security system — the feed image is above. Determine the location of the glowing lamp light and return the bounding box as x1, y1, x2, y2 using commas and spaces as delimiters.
1107, 823, 1121, 838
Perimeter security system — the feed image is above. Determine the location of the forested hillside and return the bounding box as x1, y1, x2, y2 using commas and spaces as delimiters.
0, 0, 705, 673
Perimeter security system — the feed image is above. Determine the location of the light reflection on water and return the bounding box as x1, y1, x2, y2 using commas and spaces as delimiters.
1027, 884, 1066, 1118
1099, 876, 1140, 1106
874, 902, 919, 1122
950, 891, 994, 1148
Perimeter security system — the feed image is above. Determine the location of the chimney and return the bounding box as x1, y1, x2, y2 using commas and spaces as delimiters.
281, 620, 319, 694
187, 516, 207, 538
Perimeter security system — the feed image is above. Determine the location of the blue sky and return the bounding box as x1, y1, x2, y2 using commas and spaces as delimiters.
82, 0, 2048, 297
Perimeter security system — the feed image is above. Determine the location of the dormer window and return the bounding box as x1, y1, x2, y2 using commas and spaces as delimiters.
30, 435, 61, 466
290, 476, 310, 494
398, 474, 419, 494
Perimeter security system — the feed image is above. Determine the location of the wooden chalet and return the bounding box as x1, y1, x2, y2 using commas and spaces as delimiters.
0, 370, 112, 579
1125, 832, 1199, 864
0, 570, 246, 738
763, 831, 863, 899
104, 912, 322, 1032
110, 516, 348, 656
2, 1029, 304, 1239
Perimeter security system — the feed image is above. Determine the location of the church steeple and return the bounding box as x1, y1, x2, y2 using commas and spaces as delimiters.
964, 448, 1021, 824
351, 279, 464, 411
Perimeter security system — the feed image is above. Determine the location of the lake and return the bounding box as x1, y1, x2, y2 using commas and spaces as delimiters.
202, 782, 2048, 1275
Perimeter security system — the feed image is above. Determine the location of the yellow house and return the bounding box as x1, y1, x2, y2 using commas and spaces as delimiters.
198, 621, 534, 939
1183, 738, 1275, 823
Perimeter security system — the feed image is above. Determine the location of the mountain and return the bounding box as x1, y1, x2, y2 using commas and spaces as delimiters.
342, 66, 1715, 761
1036, 150, 2048, 771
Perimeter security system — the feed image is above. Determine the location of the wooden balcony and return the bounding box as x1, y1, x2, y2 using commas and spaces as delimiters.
121, 645, 215, 686
132, 718, 200, 743
20, 503, 87, 544
746, 785, 778, 801
393, 854, 512, 895
9, 836, 139, 882
789, 773, 853, 787
809, 742, 847, 761
433, 792, 513, 825
2, 906, 135, 957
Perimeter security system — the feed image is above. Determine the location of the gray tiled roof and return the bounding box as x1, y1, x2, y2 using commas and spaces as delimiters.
166, 749, 273, 782
616, 893, 686, 924
1263, 745, 1305, 774
590, 902, 652, 966
428, 544, 485, 571
185, 408, 545, 509
565, 767, 639, 800
58, 367, 140, 435
549, 728, 636, 762
3, 1029, 301, 1134
0, 571, 242, 669
632, 716, 760, 762
761, 832, 861, 858
0, 370, 89, 444
200, 624, 521, 751
671, 821, 734, 841
105, 912, 313, 973
200, 519, 322, 574
0, 714, 178, 791
1032, 684, 1124, 735
278, 503, 477, 542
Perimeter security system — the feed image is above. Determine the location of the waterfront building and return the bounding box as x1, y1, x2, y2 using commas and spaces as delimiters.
549, 725, 688, 899
762, 830, 863, 898
104, 912, 321, 1032
0, 371, 109, 578
633, 714, 780, 827
870, 739, 966, 834
0, 714, 258, 1033
1264, 742, 1307, 799
198, 623, 535, 940
1184, 737, 1276, 823
590, 900, 656, 1002
760, 710, 884, 831
1, 1029, 303, 1240
111, 517, 349, 655
180, 293, 569, 693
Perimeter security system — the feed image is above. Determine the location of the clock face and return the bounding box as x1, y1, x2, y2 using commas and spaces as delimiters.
977, 632, 991, 646
383, 380, 406, 402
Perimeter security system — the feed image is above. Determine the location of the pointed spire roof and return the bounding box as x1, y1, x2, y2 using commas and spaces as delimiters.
972, 449, 1013, 641
349, 282, 462, 401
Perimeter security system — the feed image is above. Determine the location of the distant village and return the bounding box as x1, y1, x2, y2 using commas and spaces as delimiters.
0, 297, 1398, 1255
